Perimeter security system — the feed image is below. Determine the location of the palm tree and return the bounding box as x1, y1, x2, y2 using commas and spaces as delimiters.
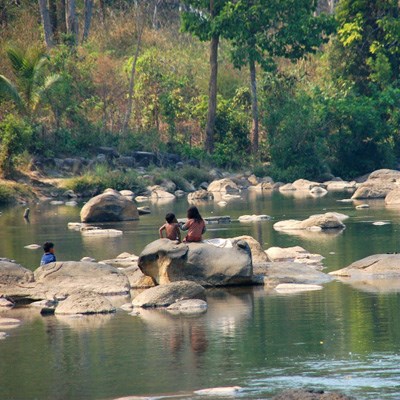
0, 46, 60, 120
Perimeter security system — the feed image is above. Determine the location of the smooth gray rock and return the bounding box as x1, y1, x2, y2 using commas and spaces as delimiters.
188, 190, 213, 201
132, 281, 206, 308
138, 239, 252, 286
55, 291, 116, 315
166, 299, 208, 315
330, 254, 400, 277
34, 261, 130, 296
0, 261, 33, 285
80, 189, 139, 222
253, 262, 332, 286
207, 178, 240, 193
274, 213, 345, 231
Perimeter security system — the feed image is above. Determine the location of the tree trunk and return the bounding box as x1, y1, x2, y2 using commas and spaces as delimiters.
66, 0, 78, 44
58, 0, 67, 36
123, 25, 144, 131
249, 57, 259, 154
205, 34, 219, 153
48, 0, 58, 39
38, 0, 54, 48
82, 0, 93, 42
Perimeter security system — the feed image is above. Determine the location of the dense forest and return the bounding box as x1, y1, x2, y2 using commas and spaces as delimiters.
0, 0, 399, 181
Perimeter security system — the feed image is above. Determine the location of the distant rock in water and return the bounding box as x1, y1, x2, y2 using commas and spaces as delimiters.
55, 291, 116, 315
80, 189, 139, 223
274, 213, 346, 231
272, 389, 356, 399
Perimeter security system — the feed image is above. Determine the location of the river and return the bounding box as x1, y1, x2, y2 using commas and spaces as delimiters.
1, 190, 400, 399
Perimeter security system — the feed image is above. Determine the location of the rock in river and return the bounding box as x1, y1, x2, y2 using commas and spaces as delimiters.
55, 291, 116, 315
132, 281, 206, 308
80, 189, 139, 222
34, 261, 130, 297
274, 213, 345, 231
207, 178, 240, 193
138, 239, 252, 286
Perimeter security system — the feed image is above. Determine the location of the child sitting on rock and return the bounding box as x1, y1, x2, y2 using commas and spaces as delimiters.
181, 206, 206, 242
159, 213, 181, 242
40, 241, 56, 266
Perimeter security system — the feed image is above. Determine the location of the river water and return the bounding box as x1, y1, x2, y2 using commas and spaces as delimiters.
1, 190, 400, 400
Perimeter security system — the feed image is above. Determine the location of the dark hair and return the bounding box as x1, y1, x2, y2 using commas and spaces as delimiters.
43, 242, 54, 252
187, 206, 203, 222
165, 213, 176, 224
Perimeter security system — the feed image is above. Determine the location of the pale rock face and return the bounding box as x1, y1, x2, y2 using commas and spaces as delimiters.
279, 183, 296, 192
292, 179, 324, 191
248, 174, 259, 185
207, 178, 240, 194
188, 190, 214, 201
138, 238, 253, 287
80, 189, 139, 222
121, 266, 155, 289
238, 214, 271, 222
231, 235, 269, 264
132, 281, 206, 308
55, 291, 116, 315
150, 189, 175, 200
385, 189, 400, 205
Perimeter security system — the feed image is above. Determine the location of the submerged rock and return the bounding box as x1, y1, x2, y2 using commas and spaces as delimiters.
138, 239, 252, 286
194, 387, 243, 396
80, 189, 139, 222
266, 246, 324, 269
274, 283, 323, 293
272, 389, 356, 400
132, 281, 206, 308
238, 214, 271, 222
55, 291, 116, 315
166, 299, 208, 315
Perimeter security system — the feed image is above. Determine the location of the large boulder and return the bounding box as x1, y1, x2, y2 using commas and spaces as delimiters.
330, 254, 400, 277
207, 178, 240, 193
274, 213, 345, 231
132, 281, 206, 308
385, 189, 400, 205
138, 238, 253, 286
0, 260, 33, 285
351, 169, 400, 199
80, 189, 139, 222
34, 261, 130, 296
122, 266, 155, 288
55, 291, 116, 315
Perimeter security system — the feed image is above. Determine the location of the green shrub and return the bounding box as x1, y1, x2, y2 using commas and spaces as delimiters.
179, 166, 211, 186
0, 182, 35, 204
0, 115, 32, 177
64, 166, 146, 195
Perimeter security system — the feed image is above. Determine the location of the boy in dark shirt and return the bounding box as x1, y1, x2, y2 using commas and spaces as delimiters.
40, 242, 56, 266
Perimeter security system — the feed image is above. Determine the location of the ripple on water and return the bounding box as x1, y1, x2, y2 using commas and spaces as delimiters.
245, 353, 400, 399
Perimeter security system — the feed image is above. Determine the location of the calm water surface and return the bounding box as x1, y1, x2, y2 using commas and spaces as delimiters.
1, 190, 400, 399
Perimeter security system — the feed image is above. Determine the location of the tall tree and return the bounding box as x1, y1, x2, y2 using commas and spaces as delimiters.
181, 0, 227, 153
66, 0, 78, 44
219, 0, 333, 153
82, 0, 94, 42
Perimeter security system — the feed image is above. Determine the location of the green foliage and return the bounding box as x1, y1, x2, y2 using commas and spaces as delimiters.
0, 182, 34, 204
179, 165, 211, 186
264, 77, 328, 181
334, 0, 400, 92
64, 165, 145, 195
322, 91, 396, 178
0, 115, 32, 177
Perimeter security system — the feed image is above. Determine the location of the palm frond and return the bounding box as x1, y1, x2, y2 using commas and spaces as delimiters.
32, 74, 61, 112
5, 46, 25, 77
0, 75, 26, 115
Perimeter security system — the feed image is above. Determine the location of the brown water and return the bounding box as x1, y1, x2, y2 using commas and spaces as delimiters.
1, 191, 400, 399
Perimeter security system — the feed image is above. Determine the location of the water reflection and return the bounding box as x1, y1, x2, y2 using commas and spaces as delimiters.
55, 313, 115, 331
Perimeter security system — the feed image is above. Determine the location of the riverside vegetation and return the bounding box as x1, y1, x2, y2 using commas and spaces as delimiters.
0, 0, 399, 200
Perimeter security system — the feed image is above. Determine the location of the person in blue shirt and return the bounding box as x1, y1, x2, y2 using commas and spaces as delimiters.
40, 242, 56, 266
